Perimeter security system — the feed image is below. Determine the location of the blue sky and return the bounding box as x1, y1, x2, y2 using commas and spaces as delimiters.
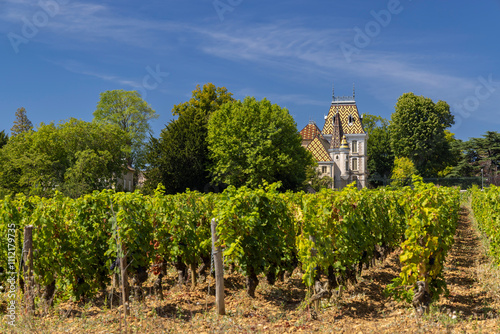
1, 0, 500, 141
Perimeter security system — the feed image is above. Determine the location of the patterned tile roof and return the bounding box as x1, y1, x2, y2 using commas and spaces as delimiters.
330, 107, 343, 149
299, 122, 323, 140
322, 103, 365, 135
306, 136, 332, 162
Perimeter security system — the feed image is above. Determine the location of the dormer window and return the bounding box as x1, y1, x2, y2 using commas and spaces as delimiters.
348, 115, 354, 125
332, 115, 336, 125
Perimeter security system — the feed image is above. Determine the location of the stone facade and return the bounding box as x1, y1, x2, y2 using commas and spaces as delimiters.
299, 91, 368, 189
117, 166, 135, 192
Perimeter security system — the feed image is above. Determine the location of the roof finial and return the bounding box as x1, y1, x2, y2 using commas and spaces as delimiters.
353, 82, 355, 100
332, 82, 335, 101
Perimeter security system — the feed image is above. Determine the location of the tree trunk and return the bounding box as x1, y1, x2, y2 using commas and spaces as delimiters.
246, 268, 259, 298
327, 265, 338, 290
153, 273, 163, 299
23, 226, 34, 312
43, 280, 56, 306
119, 253, 129, 316
266, 268, 276, 285
198, 255, 211, 280
132, 277, 142, 301
132, 266, 148, 301
175, 257, 187, 286
189, 263, 197, 290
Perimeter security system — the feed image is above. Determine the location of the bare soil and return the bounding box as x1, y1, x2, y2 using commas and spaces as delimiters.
4, 206, 500, 333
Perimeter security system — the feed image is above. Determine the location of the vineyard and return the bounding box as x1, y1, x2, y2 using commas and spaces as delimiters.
471, 185, 500, 264
0, 176, 462, 322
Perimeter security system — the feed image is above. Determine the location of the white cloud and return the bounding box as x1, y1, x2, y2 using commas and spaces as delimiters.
233, 87, 325, 107
52, 59, 143, 89
0, 1, 186, 49
2, 1, 496, 128
195, 22, 491, 115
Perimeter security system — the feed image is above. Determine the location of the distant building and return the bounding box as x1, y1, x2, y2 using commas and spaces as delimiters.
299, 86, 368, 189
117, 166, 135, 192
137, 171, 146, 189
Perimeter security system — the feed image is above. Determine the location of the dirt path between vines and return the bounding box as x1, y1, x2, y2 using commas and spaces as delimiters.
7, 206, 500, 333
320, 205, 500, 334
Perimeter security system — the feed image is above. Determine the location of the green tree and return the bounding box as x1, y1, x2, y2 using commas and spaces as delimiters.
362, 114, 385, 136
390, 93, 454, 177
391, 157, 418, 187
93, 90, 158, 167
436, 130, 461, 177
171, 83, 234, 117
450, 131, 500, 184
11, 107, 33, 136
307, 168, 333, 192
362, 114, 394, 185
446, 138, 474, 178
144, 84, 234, 194
0, 130, 8, 148
472, 131, 500, 183
207, 96, 315, 191
0, 119, 128, 197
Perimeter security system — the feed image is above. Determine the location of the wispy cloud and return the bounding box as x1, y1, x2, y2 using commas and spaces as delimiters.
196, 22, 469, 88
191, 19, 500, 134
3, 1, 497, 128
234, 87, 325, 107
52, 59, 143, 89
195, 21, 489, 106
1, 1, 186, 50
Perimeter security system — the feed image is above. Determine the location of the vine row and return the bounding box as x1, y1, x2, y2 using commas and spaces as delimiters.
0, 179, 460, 307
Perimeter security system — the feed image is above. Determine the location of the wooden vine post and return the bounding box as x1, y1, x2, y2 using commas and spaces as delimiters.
23, 225, 34, 312
310, 235, 320, 311
210, 218, 225, 315
109, 201, 129, 334
119, 246, 130, 317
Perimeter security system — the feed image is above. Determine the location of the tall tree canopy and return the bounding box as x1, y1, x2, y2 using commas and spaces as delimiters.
207, 96, 315, 191
450, 131, 500, 185
0, 119, 128, 197
391, 156, 418, 187
0, 130, 8, 149
436, 130, 462, 177
11, 107, 33, 136
93, 90, 158, 167
144, 83, 234, 194
390, 93, 454, 177
362, 114, 394, 184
